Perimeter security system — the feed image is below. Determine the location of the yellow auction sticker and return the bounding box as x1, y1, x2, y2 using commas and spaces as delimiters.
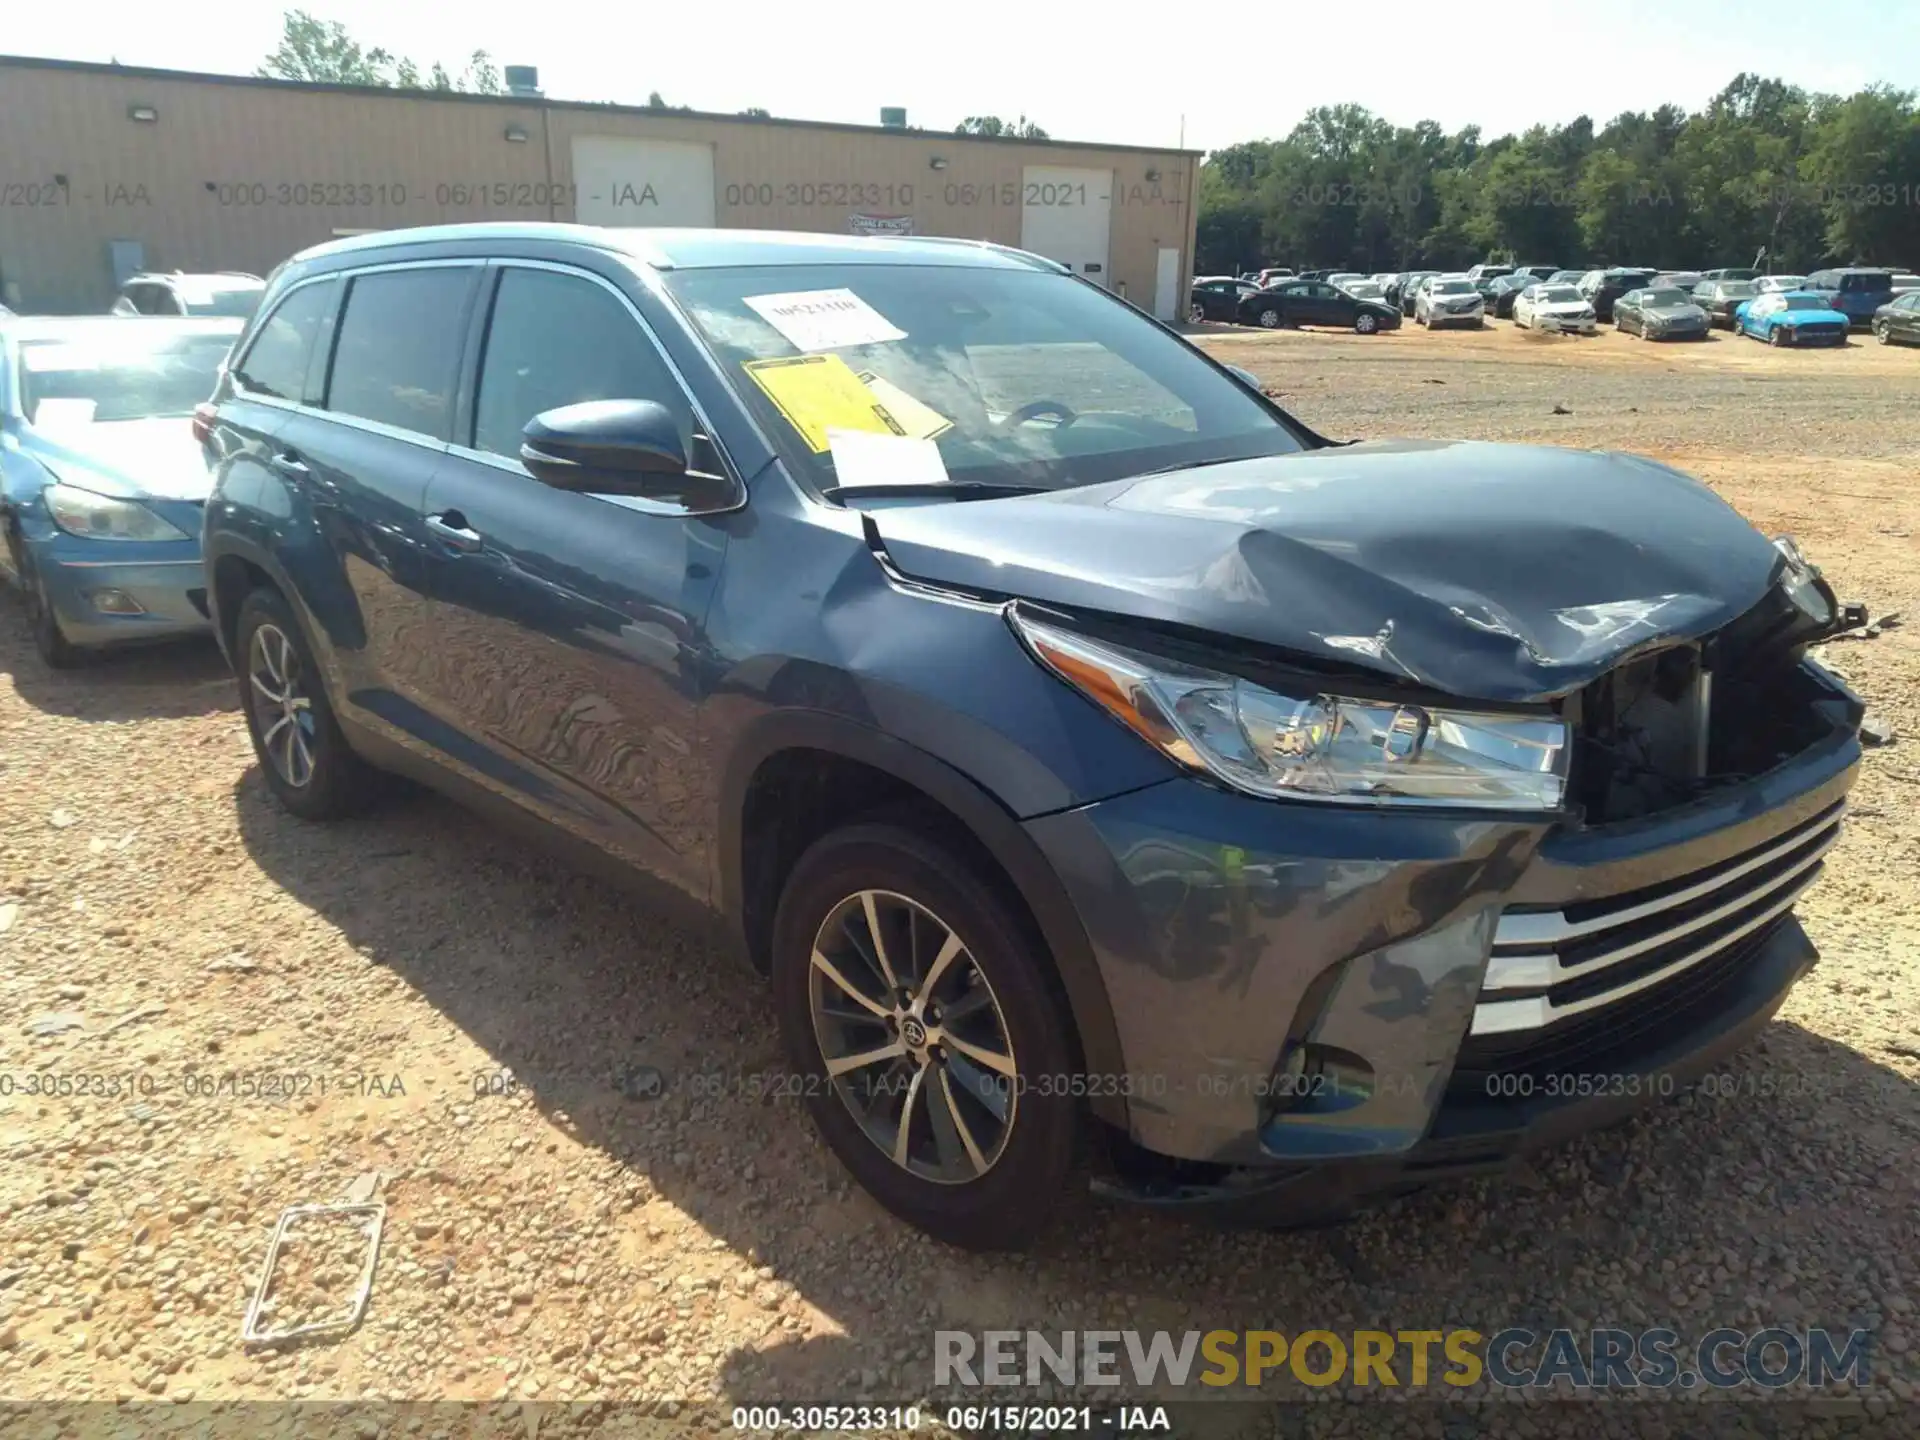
743, 353, 906, 452
857, 372, 953, 441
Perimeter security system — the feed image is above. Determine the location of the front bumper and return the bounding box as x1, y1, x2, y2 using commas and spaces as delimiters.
1536, 314, 1597, 333
1427, 307, 1484, 327
28, 533, 211, 647
1025, 708, 1859, 1211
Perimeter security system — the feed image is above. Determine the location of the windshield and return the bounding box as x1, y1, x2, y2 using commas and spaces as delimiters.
182, 286, 263, 318
1783, 295, 1831, 311
666, 264, 1304, 499
1641, 289, 1692, 307
1539, 286, 1583, 304
18, 332, 234, 424
1432, 280, 1475, 296
1342, 281, 1384, 299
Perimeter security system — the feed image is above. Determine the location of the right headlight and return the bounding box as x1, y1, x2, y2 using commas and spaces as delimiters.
43, 483, 188, 542
1011, 612, 1569, 810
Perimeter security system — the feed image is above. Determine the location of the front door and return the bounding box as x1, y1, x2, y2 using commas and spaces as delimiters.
416, 262, 728, 898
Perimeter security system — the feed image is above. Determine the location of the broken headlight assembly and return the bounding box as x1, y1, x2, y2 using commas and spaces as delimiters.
1011, 612, 1569, 811
1771, 534, 1836, 629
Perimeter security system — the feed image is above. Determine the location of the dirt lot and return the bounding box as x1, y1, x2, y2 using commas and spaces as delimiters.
2, 320, 1917, 1424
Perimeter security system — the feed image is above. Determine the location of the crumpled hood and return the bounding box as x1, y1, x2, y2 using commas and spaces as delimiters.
869, 439, 1786, 703
26, 417, 213, 501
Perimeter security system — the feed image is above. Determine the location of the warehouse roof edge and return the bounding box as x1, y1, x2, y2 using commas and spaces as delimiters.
0, 53, 1203, 158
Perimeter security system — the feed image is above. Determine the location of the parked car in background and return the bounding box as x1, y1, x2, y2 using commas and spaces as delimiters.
1581, 267, 1658, 322
1338, 279, 1387, 303
1873, 292, 1920, 345
0, 316, 240, 665
1256, 267, 1296, 288
1694, 279, 1759, 329
1512, 283, 1597, 333
1651, 272, 1705, 293
1325, 272, 1364, 290
1734, 291, 1850, 347
1487, 275, 1534, 319
199, 222, 1862, 1248
1545, 270, 1586, 285
1369, 272, 1399, 289
1416, 275, 1485, 328
1614, 287, 1711, 341
1465, 263, 1516, 282
1239, 279, 1401, 333
1189, 276, 1259, 322
1803, 269, 1896, 330
1701, 267, 1760, 282
1510, 264, 1560, 283
1392, 271, 1438, 314
1754, 274, 1809, 295
1890, 273, 1920, 294
111, 272, 265, 320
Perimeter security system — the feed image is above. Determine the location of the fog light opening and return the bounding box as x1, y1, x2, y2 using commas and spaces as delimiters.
88, 589, 146, 615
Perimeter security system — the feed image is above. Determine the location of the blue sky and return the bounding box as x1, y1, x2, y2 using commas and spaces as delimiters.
8, 0, 1918, 152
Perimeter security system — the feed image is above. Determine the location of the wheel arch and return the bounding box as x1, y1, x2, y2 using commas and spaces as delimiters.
717, 710, 1131, 1128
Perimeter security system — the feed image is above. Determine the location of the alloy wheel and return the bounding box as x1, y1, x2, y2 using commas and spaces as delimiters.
1877, 323, 1891, 345
1258, 308, 1281, 328
1188, 302, 1206, 324
248, 622, 317, 788
1356, 313, 1377, 334
808, 889, 1017, 1185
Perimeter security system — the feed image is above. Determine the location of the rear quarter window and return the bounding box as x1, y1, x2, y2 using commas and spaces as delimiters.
232, 279, 338, 402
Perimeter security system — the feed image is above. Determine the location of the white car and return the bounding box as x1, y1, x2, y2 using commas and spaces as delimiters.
1326, 272, 1364, 289
1340, 279, 1387, 302
1753, 274, 1809, 295
1512, 283, 1598, 334
1415, 276, 1484, 329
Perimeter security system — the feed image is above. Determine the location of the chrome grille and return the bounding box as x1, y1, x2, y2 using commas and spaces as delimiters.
1471, 802, 1844, 1037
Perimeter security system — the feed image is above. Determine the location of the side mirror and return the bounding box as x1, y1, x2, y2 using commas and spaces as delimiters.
520, 399, 736, 511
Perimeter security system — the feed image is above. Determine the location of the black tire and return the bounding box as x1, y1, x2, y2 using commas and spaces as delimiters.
1355, 312, 1378, 334
233, 585, 382, 820
1187, 300, 1206, 324
771, 820, 1080, 1251
1256, 307, 1283, 329
1876, 322, 1892, 345
15, 548, 83, 669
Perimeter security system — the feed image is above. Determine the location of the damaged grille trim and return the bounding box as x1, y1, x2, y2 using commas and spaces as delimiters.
1469, 801, 1845, 1037
1471, 875, 1819, 1036
1492, 801, 1846, 952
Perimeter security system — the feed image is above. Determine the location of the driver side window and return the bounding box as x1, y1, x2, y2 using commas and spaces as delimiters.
472, 267, 692, 462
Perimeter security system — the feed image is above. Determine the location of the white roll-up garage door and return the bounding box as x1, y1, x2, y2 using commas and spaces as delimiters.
1019, 166, 1113, 285
571, 136, 716, 227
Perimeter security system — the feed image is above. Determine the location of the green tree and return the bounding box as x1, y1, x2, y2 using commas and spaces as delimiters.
956, 115, 1049, 140
257, 10, 502, 93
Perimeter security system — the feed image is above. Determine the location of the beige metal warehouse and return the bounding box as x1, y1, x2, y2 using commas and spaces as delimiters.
0, 56, 1199, 317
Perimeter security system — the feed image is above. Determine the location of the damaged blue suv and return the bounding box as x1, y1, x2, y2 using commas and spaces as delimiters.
201, 224, 1862, 1249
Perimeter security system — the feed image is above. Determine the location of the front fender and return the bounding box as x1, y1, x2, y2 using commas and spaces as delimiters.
712, 705, 1135, 1129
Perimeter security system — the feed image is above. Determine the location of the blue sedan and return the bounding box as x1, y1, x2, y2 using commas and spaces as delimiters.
0, 316, 240, 665
1732, 292, 1850, 347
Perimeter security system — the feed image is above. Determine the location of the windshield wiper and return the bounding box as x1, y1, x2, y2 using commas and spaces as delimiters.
822, 481, 1049, 503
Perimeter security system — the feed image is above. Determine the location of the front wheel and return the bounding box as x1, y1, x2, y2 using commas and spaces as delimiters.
771, 821, 1080, 1250
1768, 326, 1787, 347
1255, 307, 1282, 329
234, 586, 383, 820
15, 550, 83, 669
1355, 312, 1378, 334
1877, 322, 1892, 345
1187, 301, 1206, 324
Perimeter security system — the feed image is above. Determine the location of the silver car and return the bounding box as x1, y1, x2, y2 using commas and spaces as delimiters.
1416, 276, 1485, 329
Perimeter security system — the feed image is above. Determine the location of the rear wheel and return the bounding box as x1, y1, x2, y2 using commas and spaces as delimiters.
1877, 321, 1893, 345
771, 821, 1080, 1250
234, 586, 383, 820
1187, 300, 1206, 324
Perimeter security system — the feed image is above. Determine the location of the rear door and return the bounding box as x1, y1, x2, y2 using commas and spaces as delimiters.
272, 261, 480, 722
415, 260, 731, 898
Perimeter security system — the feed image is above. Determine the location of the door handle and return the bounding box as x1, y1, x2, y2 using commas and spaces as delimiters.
425, 512, 484, 552
271, 450, 308, 476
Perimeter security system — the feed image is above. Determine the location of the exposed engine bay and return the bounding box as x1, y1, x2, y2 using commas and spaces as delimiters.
1565, 576, 1864, 824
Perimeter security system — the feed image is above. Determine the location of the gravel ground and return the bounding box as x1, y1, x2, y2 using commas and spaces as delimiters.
2, 320, 1917, 1432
